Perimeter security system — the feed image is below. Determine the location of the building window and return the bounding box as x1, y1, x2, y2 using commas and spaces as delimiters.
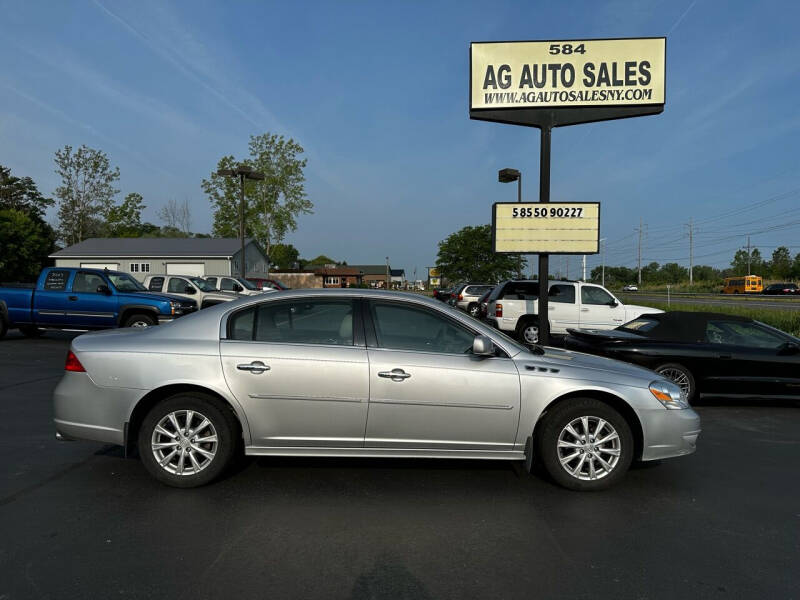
141, 263, 150, 273
324, 276, 340, 286
130, 263, 139, 273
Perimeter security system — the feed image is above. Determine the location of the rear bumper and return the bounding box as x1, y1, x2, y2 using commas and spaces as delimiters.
640, 406, 701, 461
53, 372, 142, 446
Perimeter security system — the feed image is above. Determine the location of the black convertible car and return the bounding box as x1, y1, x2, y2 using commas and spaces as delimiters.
565, 311, 800, 403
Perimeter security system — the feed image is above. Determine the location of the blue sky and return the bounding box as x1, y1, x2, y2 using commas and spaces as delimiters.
1, 0, 799, 279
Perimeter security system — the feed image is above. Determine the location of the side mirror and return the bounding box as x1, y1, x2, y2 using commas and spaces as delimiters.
472, 335, 495, 356
184, 286, 196, 294
608, 300, 619, 307
96, 284, 111, 295
234, 284, 243, 292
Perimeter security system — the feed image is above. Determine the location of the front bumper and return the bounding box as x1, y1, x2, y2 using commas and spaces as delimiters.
639, 406, 701, 461
53, 372, 142, 446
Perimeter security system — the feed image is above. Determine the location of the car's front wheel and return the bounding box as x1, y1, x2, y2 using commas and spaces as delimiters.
654, 363, 696, 404
138, 393, 238, 488
537, 398, 634, 491
123, 313, 156, 328
468, 303, 479, 317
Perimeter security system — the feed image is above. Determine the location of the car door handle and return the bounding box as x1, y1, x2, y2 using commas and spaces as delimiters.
718, 354, 732, 360
378, 369, 411, 382
580, 308, 589, 312
68, 296, 78, 301
237, 361, 270, 374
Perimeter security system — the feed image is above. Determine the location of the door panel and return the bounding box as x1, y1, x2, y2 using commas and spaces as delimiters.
578, 285, 625, 329
65, 271, 118, 327
364, 300, 520, 451
547, 284, 579, 334
221, 342, 369, 446
366, 349, 521, 450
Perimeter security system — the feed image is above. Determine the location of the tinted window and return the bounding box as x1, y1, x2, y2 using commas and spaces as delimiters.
705, 320, 787, 348
548, 284, 575, 304
465, 285, 492, 296
44, 270, 69, 291
371, 302, 474, 354
206, 277, 218, 288
148, 277, 164, 292
168, 278, 189, 293
499, 282, 538, 300
220, 278, 236, 291
581, 286, 614, 305
230, 300, 354, 346
620, 318, 660, 333
72, 272, 106, 293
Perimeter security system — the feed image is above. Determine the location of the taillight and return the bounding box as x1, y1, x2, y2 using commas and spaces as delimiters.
458, 294, 463, 301
495, 303, 503, 317
65, 351, 85, 372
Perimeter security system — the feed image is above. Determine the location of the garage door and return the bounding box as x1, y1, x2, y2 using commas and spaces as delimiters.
80, 263, 119, 270
166, 263, 205, 277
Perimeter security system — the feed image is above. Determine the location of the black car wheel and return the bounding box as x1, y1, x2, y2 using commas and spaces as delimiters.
537, 397, 634, 491
517, 318, 539, 345
654, 363, 696, 404
138, 393, 238, 488
123, 313, 156, 328
468, 303, 479, 317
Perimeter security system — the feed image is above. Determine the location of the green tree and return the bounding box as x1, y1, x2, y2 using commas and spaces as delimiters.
0, 209, 56, 282
305, 254, 337, 267
692, 265, 720, 282
0, 164, 54, 218
54, 145, 120, 245
270, 243, 300, 270
792, 252, 800, 280
105, 192, 144, 237
202, 133, 312, 261
659, 262, 688, 284
436, 224, 523, 283
731, 247, 764, 276
769, 246, 792, 280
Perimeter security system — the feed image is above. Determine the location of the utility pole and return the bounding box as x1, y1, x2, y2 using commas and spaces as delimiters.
635, 218, 644, 285
385, 256, 390, 289
687, 217, 694, 285
746, 236, 751, 275
600, 237, 607, 287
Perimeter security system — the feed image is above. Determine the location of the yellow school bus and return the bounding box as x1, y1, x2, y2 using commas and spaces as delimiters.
722, 275, 763, 294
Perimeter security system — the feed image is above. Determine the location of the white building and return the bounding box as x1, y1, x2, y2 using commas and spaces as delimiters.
50, 237, 269, 281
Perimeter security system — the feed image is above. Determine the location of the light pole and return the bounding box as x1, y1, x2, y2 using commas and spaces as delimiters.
385, 256, 390, 289
217, 165, 265, 278
499, 168, 523, 278
600, 238, 607, 287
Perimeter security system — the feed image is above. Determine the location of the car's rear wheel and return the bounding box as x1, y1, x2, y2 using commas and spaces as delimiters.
123, 313, 156, 328
654, 363, 696, 404
538, 398, 634, 491
138, 394, 237, 488
468, 303, 479, 317
517, 319, 539, 345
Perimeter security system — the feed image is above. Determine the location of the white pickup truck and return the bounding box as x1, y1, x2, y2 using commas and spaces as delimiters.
486, 280, 662, 344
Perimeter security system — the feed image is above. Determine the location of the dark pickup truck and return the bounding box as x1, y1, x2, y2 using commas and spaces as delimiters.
0, 267, 197, 338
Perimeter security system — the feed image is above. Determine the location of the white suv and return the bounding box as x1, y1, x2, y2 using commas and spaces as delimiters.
486, 280, 661, 344
205, 276, 272, 296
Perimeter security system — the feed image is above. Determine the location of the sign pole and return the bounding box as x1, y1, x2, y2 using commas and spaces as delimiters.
538, 120, 552, 346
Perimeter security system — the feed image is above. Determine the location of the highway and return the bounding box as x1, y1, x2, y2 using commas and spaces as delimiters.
618, 292, 800, 312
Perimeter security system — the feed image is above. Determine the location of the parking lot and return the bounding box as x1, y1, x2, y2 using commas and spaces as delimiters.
1, 331, 798, 599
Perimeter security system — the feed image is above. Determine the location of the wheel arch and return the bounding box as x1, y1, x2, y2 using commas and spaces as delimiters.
125, 383, 249, 457
118, 304, 161, 326
531, 389, 644, 461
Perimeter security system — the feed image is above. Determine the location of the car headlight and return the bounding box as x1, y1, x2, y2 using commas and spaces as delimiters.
649, 380, 689, 410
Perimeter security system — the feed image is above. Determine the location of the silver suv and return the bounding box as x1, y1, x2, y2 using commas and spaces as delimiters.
456, 284, 495, 316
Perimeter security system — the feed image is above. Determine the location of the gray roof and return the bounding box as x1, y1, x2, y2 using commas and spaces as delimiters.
50, 237, 259, 258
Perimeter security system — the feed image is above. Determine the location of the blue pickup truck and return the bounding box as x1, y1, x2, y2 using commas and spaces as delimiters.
0, 267, 198, 338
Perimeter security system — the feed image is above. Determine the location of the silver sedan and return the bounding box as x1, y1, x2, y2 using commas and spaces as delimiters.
53, 289, 700, 490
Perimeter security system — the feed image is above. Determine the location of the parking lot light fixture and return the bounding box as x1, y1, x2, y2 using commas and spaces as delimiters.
217, 165, 265, 278
499, 168, 523, 277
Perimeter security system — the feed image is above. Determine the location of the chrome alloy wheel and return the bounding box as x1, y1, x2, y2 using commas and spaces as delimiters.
656, 367, 691, 400
130, 319, 151, 328
522, 324, 539, 345
150, 410, 218, 476
557, 416, 621, 481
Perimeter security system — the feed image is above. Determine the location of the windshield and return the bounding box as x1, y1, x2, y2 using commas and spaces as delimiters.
237, 278, 258, 290
108, 273, 147, 292
619, 317, 659, 333
190, 277, 216, 292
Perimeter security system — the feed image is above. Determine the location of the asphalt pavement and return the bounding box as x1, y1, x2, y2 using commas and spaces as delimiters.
1, 331, 799, 599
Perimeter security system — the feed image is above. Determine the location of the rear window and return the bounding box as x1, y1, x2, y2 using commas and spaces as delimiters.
465, 285, 493, 296
43, 270, 69, 291
148, 277, 164, 292
620, 318, 660, 333
498, 282, 538, 300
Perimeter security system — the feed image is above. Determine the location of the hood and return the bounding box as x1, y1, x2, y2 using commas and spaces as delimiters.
624, 304, 664, 317
515, 345, 658, 387
566, 327, 645, 342
117, 290, 195, 305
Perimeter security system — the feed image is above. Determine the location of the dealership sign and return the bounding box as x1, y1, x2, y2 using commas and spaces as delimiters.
492, 202, 600, 254
470, 37, 665, 126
